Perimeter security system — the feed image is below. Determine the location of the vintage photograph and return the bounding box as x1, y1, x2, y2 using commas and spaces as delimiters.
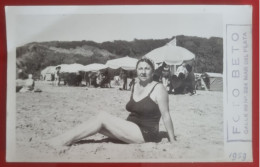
5, 5, 252, 162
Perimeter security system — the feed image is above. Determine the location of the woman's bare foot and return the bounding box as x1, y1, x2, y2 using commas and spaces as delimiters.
43, 138, 71, 155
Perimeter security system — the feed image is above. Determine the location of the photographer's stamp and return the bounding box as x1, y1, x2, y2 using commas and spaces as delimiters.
225, 24, 252, 161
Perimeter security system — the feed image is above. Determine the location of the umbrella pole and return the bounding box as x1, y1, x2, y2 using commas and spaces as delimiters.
170, 65, 176, 76
84, 72, 86, 86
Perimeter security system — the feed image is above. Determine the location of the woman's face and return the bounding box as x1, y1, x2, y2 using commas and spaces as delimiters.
136, 61, 154, 82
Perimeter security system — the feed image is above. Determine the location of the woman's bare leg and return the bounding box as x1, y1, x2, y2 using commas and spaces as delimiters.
47, 112, 145, 147
97, 112, 145, 143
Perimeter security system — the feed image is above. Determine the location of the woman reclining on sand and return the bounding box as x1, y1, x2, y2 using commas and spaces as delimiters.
48, 58, 176, 148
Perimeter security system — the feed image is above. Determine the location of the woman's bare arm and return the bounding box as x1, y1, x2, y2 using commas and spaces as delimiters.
155, 84, 176, 142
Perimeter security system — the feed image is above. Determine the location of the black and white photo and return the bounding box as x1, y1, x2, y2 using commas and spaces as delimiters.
5, 5, 252, 162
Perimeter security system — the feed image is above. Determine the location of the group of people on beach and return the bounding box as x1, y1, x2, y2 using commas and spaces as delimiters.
53, 66, 83, 87
153, 62, 196, 95
51, 61, 196, 96
84, 70, 111, 88
84, 69, 134, 90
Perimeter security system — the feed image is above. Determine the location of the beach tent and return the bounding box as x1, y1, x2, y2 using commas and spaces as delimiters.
41, 66, 56, 80
83, 63, 108, 72
41, 66, 56, 75
59, 63, 85, 73
204, 72, 223, 91
105, 56, 138, 70
195, 72, 223, 91
56, 64, 71, 73
145, 38, 195, 66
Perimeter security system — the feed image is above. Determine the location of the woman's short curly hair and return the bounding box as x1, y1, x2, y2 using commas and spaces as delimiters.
136, 57, 155, 72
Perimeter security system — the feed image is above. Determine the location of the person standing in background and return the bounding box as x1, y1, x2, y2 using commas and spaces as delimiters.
120, 70, 128, 90
160, 63, 171, 90
175, 63, 188, 78
54, 66, 61, 86
184, 64, 196, 95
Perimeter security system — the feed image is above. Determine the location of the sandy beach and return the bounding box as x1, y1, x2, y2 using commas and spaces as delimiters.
14, 81, 224, 162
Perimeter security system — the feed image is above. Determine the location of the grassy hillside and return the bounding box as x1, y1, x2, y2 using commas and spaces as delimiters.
16, 36, 223, 79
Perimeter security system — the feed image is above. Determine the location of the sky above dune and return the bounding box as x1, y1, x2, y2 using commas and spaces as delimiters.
7, 6, 223, 46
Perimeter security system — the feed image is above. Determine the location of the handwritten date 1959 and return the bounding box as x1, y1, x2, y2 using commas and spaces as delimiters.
229, 152, 247, 161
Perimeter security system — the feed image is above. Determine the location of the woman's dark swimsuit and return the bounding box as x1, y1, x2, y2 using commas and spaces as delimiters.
126, 83, 161, 142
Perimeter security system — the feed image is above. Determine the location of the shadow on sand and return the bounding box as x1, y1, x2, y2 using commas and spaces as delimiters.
73, 131, 170, 145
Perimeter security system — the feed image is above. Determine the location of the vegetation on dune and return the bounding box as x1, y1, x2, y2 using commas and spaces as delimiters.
16, 35, 223, 79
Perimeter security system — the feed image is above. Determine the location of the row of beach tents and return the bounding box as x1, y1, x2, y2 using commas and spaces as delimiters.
41, 56, 139, 81
41, 56, 138, 77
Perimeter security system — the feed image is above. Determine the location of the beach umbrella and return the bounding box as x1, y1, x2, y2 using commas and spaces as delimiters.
106, 56, 138, 70
59, 63, 85, 73
145, 38, 195, 65
83, 63, 108, 72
